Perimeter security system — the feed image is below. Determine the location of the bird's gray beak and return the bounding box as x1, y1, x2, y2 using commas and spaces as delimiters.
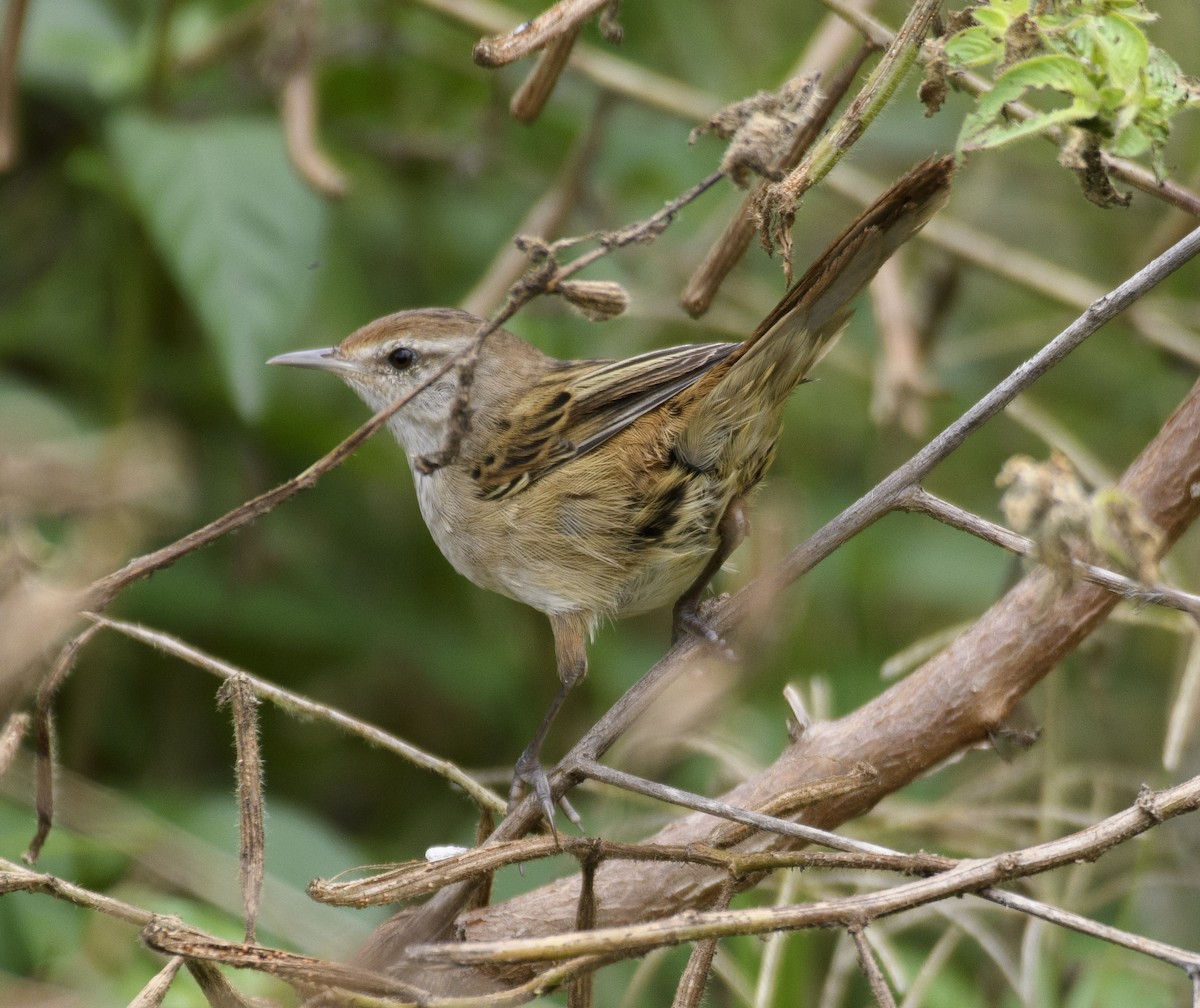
267, 347, 358, 374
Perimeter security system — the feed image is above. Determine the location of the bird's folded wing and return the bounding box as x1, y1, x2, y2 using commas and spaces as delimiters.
473, 341, 737, 499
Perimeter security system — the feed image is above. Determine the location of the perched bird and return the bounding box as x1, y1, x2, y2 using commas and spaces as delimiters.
270, 156, 953, 826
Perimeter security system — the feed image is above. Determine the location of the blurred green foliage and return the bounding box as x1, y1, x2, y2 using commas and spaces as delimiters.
2, 0, 1200, 1004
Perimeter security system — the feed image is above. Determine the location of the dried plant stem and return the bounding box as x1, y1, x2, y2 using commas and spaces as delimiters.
577, 760, 894, 855
26, 624, 102, 863
680, 44, 876, 317
672, 877, 734, 1008
461, 109, 608, 315
511, 24, 582, 124
850, 926, 898, 1008
217, 674, 266, 944
281, 66, 349, 197
0, 712, 29, 778
87, 614, 507, 816
82, 360, 460, 612
1, 855, 154, 927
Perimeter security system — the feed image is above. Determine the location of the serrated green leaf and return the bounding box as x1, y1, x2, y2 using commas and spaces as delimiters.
945, 25, 1005, 67
962, 101, 1098, 150
107, 113, 327, 418
1087, 13, 1149, 90
958, 55, 1104, 152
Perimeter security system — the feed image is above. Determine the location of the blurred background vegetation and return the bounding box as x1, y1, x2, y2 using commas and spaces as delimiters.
2, 0, 1199, 1004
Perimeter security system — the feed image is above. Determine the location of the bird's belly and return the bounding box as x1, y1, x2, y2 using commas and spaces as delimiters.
414, 464, 730, 622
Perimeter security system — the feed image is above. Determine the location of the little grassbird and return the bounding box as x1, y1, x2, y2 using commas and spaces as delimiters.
270, 156, 953, 827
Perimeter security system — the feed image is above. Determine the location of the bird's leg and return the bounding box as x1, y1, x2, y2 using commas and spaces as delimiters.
671, 497, 748, 658
511, 610, 589, 831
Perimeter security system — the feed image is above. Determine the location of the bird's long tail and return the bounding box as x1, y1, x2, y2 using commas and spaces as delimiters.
679, 156, 954, 468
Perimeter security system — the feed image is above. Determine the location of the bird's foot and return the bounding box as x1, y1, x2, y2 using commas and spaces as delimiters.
672, 596, 736, 661
510, 747, 583, 834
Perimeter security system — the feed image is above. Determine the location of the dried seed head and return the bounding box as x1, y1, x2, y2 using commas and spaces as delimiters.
557, 280, 630, 321
997, 452, 1163, 587
691, 74, 822, 187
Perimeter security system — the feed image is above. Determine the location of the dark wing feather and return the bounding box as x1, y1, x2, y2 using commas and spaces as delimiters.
474, 341, 737, 499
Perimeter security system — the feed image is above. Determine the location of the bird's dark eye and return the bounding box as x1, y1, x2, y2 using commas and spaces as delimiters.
387, 346, 418, 370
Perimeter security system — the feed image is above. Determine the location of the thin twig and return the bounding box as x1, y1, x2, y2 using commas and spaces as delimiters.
900, 487, 1200, 616
0, 855, 154, 927
310, 835, 945, 908
681, 44, 877, 317
217, 674, 266, 944
755, 0, 941, 272
0, 712, 30, 780
673, 876, 735, 1008
82, 355, 463, 612
86, 613, 507, 816
850, 925, 898, 1008
577, 759, 894, 856
26, 623, 103, 863
511, 24, 583, 124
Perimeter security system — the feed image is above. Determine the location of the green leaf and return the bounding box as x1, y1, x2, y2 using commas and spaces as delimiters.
972, 7, 1013, 35
958, 54, 1102, 152
1086, 13, 1149, 90
945, 25, 1004, 67
107, 113, 327, 417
